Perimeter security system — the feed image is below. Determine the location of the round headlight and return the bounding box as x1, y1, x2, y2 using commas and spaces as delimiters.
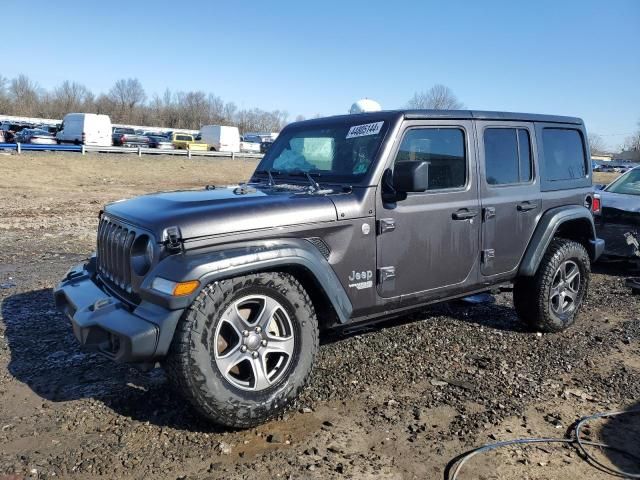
131, 234, 153, 276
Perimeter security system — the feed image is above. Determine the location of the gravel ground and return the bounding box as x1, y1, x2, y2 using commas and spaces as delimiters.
0, 152, 638, 479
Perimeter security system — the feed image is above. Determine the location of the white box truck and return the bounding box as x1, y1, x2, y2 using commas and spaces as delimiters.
199, 125, 240, 152
56, 113, 112, 146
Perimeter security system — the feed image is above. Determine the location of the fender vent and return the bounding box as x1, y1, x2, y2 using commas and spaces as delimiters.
306, 237, 331, 259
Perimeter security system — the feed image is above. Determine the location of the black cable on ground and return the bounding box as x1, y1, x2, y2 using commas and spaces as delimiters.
445, 409, 640, 480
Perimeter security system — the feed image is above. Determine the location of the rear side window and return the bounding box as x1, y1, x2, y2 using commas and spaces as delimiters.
484, 128, 532, 185
395, 128, 466, 190
542, 128, 586, 181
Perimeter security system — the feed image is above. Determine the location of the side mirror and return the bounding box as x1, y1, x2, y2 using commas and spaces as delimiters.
393, 161, 429, 193
594, 184, 606, 190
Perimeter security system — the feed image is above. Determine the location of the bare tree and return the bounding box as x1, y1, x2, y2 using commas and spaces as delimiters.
622, 120, 640, 157
407, 84, 463, 110
0, 73, 292, 133
9, 74, 41, 116
0, 74, 10, 113
50, 81, 94, 117
295, 114, 306, 122
588, 133, 608, 155
107, 78, 146, 122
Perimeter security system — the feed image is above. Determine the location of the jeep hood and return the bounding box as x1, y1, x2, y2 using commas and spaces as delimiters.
104, 186, 338, 240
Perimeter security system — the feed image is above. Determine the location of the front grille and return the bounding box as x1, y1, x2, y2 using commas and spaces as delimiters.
97, 216, 136, 294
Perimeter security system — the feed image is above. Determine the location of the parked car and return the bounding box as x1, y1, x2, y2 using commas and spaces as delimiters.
15, 128, 57, 144
56, 113, 112, 146
112, 127, 150, 147
146, 134, 175, 150
593, 166, 640, 258
55, 109, 602, 429
170, 132, 208, 150
240, 139, 261, 153
200, 125, 240, 152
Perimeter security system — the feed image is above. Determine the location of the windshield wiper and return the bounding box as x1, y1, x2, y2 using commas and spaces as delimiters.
287, 170, 323, 192
254, 169, 281, 186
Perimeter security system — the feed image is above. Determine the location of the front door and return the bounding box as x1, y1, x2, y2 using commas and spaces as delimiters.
376, 120, 480, 299
476, 121, 541, 278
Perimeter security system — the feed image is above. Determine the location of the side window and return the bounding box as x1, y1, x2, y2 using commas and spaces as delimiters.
542, 128, 586, 181
395, 128, 466, 190
484, 128, 532, 185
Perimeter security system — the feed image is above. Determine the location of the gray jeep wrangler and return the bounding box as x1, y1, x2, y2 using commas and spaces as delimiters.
55, 110, 604, 428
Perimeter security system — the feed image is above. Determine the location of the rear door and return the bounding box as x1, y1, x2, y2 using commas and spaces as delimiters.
476, 121, 540, 278
375, 120, 481, 298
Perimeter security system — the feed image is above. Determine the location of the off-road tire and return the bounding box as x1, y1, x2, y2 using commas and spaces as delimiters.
164, 272, 318, 428
514, 238, 590, 332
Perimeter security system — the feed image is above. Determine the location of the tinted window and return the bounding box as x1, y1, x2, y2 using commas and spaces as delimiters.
484, 128, 532, 185
542, 129, 586, 181
395, 128, 466, 190
518, 129, 532, 182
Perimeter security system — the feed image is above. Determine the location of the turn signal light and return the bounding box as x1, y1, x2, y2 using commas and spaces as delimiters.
173, 280, 200, 296
151, 277, 200, 296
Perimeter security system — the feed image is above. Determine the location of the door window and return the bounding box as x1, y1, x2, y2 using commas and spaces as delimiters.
395, 128, 466, 190
484, 128, 532, 185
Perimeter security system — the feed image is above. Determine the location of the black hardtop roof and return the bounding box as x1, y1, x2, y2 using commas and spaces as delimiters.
294, 109, 583, 126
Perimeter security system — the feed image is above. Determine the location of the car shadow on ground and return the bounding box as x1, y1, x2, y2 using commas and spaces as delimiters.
1, 288, 227, 433
599, 400, 640, 477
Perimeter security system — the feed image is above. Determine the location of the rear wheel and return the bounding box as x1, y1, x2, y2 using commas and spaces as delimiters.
514, 238, 590, 332
165, 272, 318, 428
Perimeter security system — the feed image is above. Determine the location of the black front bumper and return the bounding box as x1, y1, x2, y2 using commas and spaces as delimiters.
54, 260, 182, 363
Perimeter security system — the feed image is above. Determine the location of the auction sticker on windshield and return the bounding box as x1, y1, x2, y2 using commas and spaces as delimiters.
346, 121, 384, 139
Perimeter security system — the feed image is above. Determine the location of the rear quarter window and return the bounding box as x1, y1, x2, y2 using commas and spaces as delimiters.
542, 128, 587, 181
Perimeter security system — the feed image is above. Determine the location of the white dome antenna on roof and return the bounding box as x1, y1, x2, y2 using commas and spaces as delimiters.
349, 99, 382, 114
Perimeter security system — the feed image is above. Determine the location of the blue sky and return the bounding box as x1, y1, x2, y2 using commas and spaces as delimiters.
3, 0, 639, 148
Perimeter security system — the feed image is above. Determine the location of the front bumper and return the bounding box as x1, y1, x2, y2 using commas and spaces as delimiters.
54, 259, 182, 363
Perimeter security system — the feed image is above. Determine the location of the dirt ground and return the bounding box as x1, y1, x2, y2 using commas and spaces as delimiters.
0, 152, 638, 480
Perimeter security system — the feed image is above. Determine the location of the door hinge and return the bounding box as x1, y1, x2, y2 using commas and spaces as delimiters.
482, 249, 495, 265
483, 207, 496, 221
378, 266, 396, 284
377, 218, 396, 234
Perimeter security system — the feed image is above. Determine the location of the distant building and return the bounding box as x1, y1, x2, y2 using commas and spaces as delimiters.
591, 154, 613, 162
617, 149, 640, 162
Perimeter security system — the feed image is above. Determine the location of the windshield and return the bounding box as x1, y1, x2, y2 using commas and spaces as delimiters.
254, 119, 389, 183
606, 168, 640, 196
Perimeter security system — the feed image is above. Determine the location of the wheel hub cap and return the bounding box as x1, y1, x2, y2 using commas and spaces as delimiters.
245, 333, 262, 351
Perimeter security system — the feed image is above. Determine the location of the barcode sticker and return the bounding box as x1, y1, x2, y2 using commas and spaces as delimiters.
346, 121, 384, 139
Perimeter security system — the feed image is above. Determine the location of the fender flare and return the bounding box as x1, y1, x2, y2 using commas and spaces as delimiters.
142, 239, 353, 356
518, 205, 604, 277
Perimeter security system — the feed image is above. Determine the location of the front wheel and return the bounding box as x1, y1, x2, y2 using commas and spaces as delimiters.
165, 272, 318, 428
514, 238, 590, 332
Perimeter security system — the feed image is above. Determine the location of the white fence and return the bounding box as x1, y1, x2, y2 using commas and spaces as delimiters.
0, 142, 263, 160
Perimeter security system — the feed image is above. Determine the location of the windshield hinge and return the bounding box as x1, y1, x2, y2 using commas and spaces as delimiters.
162, 226, 182, 252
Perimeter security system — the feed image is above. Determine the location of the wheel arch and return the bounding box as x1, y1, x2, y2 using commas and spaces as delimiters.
518, 205, 603, 277
146, 239, 352, 356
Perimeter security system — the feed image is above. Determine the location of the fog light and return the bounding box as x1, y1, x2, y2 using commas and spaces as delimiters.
151, 277, 200, 296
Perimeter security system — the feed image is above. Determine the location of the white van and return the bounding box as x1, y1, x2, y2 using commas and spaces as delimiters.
56, 113, 112, 146
199, 125, 240, 152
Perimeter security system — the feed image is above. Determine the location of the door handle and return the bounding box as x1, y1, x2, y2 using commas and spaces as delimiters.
452, 209, 478, 220
517, 202, 538, 212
